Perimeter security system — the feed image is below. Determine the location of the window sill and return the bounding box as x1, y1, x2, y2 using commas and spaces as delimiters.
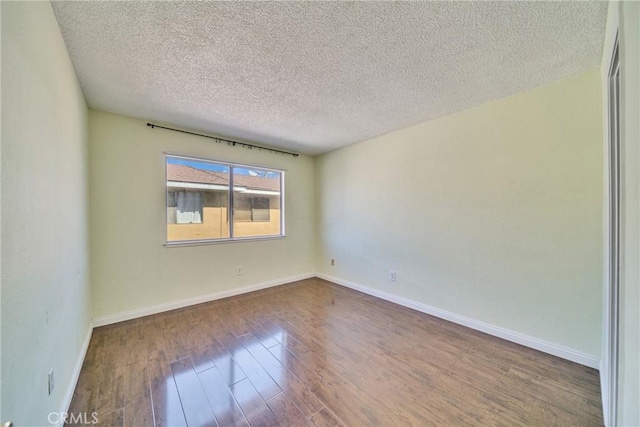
164, 235, 285, 248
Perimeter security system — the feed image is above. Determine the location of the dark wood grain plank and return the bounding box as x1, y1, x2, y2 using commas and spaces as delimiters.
95, 408, 124, 427
148, 350, 187, 427
238, 333, 323, 418
265, 392, 308, 426
210, 327, 282, 402
67, 333, 105, 419
267, 342, 401, 426
309, 407, 344, 427
95, 329, 126, 417
123, 363, 154, 427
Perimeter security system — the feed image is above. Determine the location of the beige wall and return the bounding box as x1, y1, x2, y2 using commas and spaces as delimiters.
1, 2, 90, 425
316, 70, 603, 358
89, 110, 315, 319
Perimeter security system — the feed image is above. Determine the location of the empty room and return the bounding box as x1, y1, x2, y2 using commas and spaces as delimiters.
1, 1, 639, 426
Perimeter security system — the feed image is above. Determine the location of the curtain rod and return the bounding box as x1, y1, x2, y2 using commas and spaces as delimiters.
146, 123, 299, 158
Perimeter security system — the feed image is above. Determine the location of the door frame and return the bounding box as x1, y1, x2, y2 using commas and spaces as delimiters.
603, 32, 620, 427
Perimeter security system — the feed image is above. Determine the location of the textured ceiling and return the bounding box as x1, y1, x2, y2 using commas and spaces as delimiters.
51, 1, 607, 155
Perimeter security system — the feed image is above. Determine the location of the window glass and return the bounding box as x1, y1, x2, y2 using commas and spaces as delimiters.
233, 167, 281, 238
166, 155, 283, 243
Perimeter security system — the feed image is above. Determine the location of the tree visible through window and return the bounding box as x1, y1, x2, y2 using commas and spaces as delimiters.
165, 155, 284, 243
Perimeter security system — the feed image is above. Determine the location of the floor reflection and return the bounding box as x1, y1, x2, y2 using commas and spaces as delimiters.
164, 375, 188, 427
213, 352, 246, 386
166, 331, 292, 427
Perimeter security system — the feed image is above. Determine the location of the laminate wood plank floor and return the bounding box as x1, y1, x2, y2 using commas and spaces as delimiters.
67, 278, 603, 426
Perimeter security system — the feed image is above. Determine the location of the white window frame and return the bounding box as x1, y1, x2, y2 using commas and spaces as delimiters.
164, 153, 285, 246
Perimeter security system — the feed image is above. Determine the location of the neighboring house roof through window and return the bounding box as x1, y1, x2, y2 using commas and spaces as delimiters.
166, 164, 279, 192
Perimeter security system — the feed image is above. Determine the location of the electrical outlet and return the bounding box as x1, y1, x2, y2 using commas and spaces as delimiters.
330, 258, 335, 266
236, 266, 243, 276
389, 270, 396, 281
48, 369, 54, 395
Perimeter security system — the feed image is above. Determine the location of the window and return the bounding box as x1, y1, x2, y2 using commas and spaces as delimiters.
166, 154, 284, 244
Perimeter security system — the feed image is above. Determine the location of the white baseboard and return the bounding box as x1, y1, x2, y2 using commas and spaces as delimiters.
316, 273, 600, 369
92, 272, 315, 327
59, 323, 93, 424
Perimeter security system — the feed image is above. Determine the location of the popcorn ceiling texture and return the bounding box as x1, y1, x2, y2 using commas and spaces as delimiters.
51, 1, 607, 155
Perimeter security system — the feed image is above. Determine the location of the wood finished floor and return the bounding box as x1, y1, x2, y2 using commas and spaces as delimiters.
68, 278, 603, 426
